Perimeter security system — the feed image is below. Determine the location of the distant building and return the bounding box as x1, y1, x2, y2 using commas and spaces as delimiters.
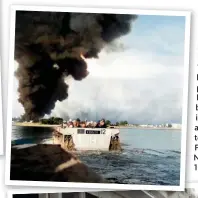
171, 123, 182, 129
140, 124, 148, 127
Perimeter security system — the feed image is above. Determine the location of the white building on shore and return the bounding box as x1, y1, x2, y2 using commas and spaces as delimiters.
171, 123, 182, 129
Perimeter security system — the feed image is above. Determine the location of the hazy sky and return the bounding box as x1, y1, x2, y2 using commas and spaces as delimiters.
12, 14, 186, 124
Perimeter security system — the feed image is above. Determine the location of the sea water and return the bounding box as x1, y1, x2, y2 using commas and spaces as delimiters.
12, 126, 181, 185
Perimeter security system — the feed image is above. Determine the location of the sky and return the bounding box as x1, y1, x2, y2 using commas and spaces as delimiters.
12, 14, 186, 124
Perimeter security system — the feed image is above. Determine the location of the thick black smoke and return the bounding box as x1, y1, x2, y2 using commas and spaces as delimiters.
15, 11, 137, 121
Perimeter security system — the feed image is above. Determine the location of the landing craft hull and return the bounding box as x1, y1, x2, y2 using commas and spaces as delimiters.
53, 127, 121, 151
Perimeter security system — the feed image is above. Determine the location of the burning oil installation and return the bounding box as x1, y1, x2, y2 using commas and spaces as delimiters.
14, 11, 137, 121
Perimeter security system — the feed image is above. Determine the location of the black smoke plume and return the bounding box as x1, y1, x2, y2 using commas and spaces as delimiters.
15, 11, 137, 121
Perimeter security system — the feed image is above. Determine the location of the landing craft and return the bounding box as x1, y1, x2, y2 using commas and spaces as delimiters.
11, 126, 122, 151
52, 126, 122, 151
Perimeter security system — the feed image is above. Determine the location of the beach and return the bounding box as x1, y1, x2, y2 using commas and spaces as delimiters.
116, 126, 181, 131
13, 122, 59, 128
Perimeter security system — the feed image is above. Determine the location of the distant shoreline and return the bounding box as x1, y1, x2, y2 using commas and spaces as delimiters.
12, 122, 181, 131
115, 126, 181, 131
13, 122, 59, 128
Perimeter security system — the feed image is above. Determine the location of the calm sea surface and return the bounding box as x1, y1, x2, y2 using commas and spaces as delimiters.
12, 126, 181, 185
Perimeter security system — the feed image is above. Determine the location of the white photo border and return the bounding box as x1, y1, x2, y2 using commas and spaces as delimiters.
186, 182, 198, 188
5, 5, 191, 191
0, 59, 4, 155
